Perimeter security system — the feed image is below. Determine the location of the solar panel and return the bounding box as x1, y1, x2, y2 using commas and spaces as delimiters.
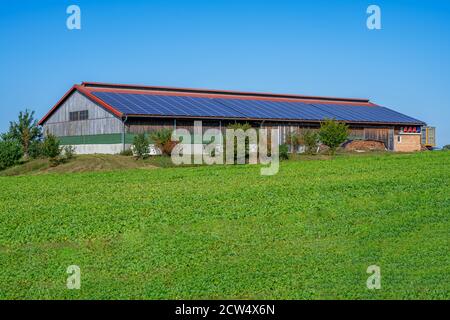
91, 91, 423, 124
92, 92, 247, 118
312, 104, 423, 124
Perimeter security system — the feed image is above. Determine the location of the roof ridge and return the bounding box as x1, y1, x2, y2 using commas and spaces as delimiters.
80, 82, 370, 104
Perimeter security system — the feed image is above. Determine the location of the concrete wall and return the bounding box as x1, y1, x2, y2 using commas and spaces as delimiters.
394, 134, 421, 152
71, 144, 131, 155
43, 91, 123, 136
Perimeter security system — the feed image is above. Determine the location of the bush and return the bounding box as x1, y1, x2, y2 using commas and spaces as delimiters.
63, 145, 76, 161
302, 130, 320, 155
42, 134, 62, 166
0, 140, 23, 170
150, 129, 177, 156
28, 140, 44, 159
133, 133, 150, 159
319, 119, 349, 155
443, 145, 450, 151
279, 144, 289, 160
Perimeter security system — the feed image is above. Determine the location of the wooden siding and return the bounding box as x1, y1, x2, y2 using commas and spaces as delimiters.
364, 128, 394, 150
43, 91, 123, 136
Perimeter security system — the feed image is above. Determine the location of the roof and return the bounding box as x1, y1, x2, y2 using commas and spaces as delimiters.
38, 82, 426, 126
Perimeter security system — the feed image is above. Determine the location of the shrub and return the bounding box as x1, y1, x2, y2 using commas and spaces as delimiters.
279, 144, 289, 160
28, 140, 44, 159
133, 133, 150, 159
318, 119, 349, 155
150, 129, 177, 156
443, 145, 450, 151
0, 139, 23, 170
63, 145, 76, 161
302, 130, 320, 155
42, 134, 62, 166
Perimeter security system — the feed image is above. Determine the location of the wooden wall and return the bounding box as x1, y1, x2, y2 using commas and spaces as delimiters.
43, 91, 123, 136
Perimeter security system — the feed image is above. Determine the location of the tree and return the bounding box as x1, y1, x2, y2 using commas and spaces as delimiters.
302, 130, 320, 155
42, 133, 62, 166
6, 110, 42, 158
133, 133, 150, 159
318, 119, 349, 155
0, 139, 23, 170
443, 145, 450, 151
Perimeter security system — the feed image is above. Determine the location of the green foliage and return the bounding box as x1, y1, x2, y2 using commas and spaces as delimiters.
0, 139, 23, 170
28, 140, 44, 159
6, 109, 42, 157
62, 145, 76, 161
279, 144, 289, 160
150, 129, 176, 156
133, 133, 150, 159
42, 134, 62, 167
0, 152, 448, 299
443, 145, 450, 150
319, 119, 349, 155
302, 129, 320, 155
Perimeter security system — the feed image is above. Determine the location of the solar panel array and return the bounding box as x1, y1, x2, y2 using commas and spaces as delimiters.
92, 91, 423, 124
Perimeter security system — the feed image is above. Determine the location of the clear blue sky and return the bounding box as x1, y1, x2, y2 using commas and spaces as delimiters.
1, 0, 449, 146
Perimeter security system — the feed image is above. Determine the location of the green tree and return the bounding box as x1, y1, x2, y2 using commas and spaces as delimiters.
443, 145, 450, 151
318, 119, 349, 155
0, 139, 23, 170
28, 140, 44, 159
6, 109, 42, 158
42, 133, 62, 166
133, 133, 150, 159
302, 130, 320, 155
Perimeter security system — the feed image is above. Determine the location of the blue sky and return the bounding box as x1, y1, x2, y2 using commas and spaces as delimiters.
0, 0, 449, 145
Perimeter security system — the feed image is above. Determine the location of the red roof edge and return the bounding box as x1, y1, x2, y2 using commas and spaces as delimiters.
38, 85, 123, 125
81, 81, 371, 104
75, 85, 123, 118
38, 85, 77, 125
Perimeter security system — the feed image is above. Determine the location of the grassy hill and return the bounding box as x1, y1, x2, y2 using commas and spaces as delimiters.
0, 151, 449, 299
0, 154, 169, 177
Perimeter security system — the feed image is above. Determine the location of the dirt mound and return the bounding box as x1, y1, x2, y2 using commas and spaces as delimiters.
344, 140, 386, 152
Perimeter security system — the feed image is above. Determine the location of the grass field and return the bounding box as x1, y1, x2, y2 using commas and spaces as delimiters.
0, 151, 449, 299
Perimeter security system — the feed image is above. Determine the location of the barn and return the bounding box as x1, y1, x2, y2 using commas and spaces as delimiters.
38, 82, 427, 154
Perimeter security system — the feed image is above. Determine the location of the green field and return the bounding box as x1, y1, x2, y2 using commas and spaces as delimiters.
0, 152, 449, 299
